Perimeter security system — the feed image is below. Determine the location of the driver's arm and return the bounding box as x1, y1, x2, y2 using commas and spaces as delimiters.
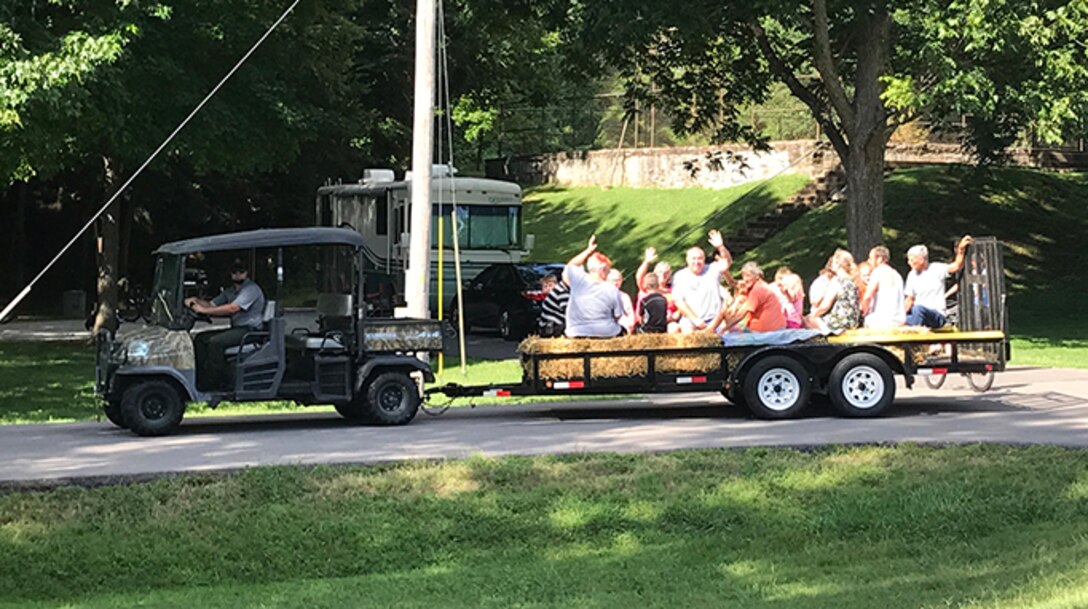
193, 302, 241, 317
184, 296, 213, 308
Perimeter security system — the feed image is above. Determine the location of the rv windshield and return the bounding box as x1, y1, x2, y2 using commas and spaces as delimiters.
432, 204, 521, 249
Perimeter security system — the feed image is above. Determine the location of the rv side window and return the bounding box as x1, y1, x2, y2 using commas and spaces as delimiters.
375, 194, 388, 236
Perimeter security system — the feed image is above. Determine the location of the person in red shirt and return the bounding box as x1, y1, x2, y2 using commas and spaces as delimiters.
710, 262, 787, 333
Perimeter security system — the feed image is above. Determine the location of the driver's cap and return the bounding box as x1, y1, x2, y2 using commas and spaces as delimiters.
230, 259, 248, 273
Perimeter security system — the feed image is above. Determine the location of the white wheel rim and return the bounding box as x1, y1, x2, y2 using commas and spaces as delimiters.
757, 368, 801, 412
841, 365, 885, 409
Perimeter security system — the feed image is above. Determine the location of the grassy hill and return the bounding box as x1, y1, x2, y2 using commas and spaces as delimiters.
522, 175, 810, 276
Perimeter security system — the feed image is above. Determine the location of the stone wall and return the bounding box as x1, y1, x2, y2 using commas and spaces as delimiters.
487, 140, 1088, 189
486, 140, 835, 189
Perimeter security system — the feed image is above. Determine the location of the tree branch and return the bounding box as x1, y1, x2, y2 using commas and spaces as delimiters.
751, 20, 849, 160
812, 0, 855, 126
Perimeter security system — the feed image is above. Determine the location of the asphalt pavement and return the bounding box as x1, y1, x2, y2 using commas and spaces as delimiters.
1, 366, 1085, 486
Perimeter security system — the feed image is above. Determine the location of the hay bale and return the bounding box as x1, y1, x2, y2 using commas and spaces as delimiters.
519, 333, 722, 380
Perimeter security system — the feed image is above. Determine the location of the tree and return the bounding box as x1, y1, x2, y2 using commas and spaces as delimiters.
573, 0, 1088, 255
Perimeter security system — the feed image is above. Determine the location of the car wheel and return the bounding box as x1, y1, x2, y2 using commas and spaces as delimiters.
103, 399, 127, 428
498, 309, 518, 341
362, 372, 420, 425
741, 355, 811, 419
334, 401, 366, 421
828, 353, 895, 417
120, 379, 186, 436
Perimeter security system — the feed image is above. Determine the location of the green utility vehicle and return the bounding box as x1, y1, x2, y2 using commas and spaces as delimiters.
95, 228, 443, 436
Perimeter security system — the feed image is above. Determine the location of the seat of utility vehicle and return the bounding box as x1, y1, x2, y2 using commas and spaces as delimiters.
285, 293, 352, 353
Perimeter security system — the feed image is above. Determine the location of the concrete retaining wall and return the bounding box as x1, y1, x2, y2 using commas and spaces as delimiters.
487, 141, 1088, 189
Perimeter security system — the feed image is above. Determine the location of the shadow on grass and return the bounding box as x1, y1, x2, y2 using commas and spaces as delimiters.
1, 446, 1086, 608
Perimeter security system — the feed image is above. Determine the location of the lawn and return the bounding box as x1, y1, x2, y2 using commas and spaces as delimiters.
1, 445, 1086, 608
523, 174, 810, 275
742, 166, 1088, 368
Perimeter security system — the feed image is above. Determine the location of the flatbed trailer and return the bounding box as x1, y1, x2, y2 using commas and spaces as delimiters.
427, 329, 1008, 419
428, 237, 1010, 419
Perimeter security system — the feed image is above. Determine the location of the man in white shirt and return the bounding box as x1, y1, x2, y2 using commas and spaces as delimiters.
671, 229, 733, 332
904, 235, 973, 328
860, 245, 906, 329
562, 235, 625, 338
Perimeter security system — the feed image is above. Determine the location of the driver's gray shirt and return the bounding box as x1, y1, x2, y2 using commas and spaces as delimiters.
211, 279, 266, 328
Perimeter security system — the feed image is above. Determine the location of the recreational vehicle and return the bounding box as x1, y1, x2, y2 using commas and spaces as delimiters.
316, 167, 532, 315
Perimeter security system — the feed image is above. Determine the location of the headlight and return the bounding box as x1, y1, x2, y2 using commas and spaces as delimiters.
127, 340, 150, 360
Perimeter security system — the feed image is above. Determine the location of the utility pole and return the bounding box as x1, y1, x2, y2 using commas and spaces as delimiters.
405, 0, 436, 319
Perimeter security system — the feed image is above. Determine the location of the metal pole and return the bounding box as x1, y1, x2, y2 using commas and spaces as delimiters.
405, 0, 436, 319
437, 215, 444, 374
451, 208, 467, 374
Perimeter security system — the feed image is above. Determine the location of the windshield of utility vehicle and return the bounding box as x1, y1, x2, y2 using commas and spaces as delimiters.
149, 254, 183, 327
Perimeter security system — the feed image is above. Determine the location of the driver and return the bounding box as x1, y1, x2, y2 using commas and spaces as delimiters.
184, 259, 266, 391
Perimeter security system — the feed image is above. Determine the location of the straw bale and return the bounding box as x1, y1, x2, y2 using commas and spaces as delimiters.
519, 333, 722, 380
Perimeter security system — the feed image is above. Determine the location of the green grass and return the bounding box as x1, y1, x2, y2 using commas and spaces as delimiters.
1, 445, 1087, 608
523, 175, 810, 277
743, 166, 1088, 368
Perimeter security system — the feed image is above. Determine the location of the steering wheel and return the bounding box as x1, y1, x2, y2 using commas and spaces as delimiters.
171, 305, 213, 332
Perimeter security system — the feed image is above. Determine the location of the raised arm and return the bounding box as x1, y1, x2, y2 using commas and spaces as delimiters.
708, 229, 732, 271
945, 235, 973, 275
635, 247, 656, 291
564, 235, 598, 284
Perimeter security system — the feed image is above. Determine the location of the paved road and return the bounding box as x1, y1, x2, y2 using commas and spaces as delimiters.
1, 366, 1085, 485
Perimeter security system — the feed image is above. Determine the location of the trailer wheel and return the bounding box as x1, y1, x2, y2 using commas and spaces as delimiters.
120, 380, 186, 436
103, 399, 127, 428
362, 372, 420, 425
828, 354, 895, 417
742, 355, 811, 419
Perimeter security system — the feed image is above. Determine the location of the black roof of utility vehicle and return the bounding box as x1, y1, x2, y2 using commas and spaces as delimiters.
154, 227, 366, 255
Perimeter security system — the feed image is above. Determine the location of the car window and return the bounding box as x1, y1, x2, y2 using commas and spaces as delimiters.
490, 266, 517, 287
472, 266, 499, 288
516, 264, 564, 286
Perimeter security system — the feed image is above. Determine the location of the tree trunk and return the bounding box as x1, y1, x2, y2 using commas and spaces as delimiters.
92, 156, 121, 336
843, 132, 886, 259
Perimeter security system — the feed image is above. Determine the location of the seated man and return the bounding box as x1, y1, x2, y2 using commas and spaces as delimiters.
904, 235, 972, 328
185, 259, 267, 390
710, 262, 787, 333
671, 230, 732, 332
562, 235, 624, 338
861, 245, 905, 329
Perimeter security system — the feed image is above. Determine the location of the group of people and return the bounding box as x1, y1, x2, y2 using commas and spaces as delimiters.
538, 230, 974, 339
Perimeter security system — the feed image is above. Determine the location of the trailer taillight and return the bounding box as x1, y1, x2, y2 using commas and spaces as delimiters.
521, 290, 547, 301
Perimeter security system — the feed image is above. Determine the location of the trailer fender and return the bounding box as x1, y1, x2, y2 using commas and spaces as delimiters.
113, 366, 199, 402
356, 356, 436, 392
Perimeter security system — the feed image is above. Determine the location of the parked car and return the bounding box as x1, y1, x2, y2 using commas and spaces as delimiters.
449, 262, 565, 340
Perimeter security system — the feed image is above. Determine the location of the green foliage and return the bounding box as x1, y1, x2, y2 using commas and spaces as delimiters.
1, 446, 1087, 607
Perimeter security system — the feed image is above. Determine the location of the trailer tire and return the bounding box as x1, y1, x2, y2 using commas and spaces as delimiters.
362, 372, 420, 425
120, 379, 185, 436
828, 353, 895, 417
742, 355, 811, 419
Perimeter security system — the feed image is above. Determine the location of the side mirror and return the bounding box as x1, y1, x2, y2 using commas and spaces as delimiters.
524, 233, 536, 253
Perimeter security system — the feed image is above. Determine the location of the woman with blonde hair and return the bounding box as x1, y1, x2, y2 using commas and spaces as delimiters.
804, 249, 861, 333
